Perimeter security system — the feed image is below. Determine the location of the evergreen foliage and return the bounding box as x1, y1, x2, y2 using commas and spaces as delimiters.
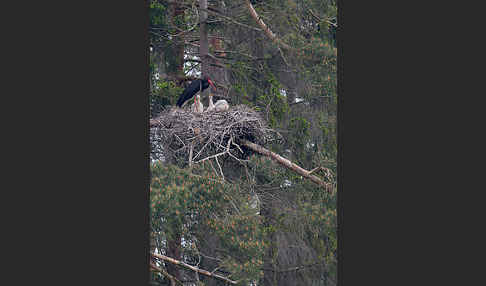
149, 0, 338, 285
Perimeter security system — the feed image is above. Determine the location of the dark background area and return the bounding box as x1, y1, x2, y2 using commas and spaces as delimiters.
2, 0, 483, 285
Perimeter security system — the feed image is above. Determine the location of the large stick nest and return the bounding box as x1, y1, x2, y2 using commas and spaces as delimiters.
150, 105, 281, 165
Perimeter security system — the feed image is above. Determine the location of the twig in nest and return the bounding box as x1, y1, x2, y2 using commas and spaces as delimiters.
231, 140, 244, 154
193, 149, 228, 164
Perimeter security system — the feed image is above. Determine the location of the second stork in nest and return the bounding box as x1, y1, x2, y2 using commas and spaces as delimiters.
206, 93, 229, 112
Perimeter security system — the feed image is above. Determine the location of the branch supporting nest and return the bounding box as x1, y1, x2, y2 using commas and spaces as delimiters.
151, 253, 238, 285
239, 139, 333, 190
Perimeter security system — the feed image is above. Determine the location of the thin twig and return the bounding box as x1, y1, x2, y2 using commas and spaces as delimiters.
215, 156, 224, 181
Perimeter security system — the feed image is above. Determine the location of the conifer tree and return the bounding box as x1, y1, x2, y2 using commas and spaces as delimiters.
149, 1, 337, 285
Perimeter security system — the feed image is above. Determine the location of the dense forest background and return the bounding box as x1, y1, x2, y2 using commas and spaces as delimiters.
149, 0, 337, 285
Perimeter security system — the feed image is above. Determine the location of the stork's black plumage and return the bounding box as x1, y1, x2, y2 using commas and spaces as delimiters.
176, 76, 216, 107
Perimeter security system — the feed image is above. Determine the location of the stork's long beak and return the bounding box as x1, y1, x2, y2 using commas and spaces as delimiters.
208, 79, 216, 90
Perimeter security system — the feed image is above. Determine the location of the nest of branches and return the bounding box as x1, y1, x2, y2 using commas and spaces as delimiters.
150, 105, 281, 166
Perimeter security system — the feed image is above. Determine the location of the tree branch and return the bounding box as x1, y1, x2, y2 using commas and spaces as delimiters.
244, 0, 292, 50
239, 139, 332, 190
309, 8, 337, 27
160, 0, 262, 31
185, 58, 225, 69
151, 253, 238, 285
198, 7, 262, 32
150, 262, 182, 286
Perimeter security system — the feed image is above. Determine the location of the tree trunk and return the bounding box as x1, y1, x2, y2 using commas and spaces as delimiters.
166, 224, 182, 282
200, 0, 210, 100
260, 198, 278, 286
168, 2, 185, 79
209, 36, 226, 97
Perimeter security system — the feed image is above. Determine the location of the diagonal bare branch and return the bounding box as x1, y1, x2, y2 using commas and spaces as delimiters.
243, 0, 292, 50
151, 253, 239, 285
239, 139, 332, 190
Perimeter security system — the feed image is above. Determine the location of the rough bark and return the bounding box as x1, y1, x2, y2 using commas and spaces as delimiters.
209, 36, 226, 96
168, 2, 186, 77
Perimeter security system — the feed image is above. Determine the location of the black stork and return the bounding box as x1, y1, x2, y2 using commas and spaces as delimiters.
176, 76, 216, 108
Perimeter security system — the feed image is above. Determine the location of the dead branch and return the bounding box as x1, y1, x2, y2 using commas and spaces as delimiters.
197, 7, 262, 32
244, 0, 292, 50
308, 8, 322, 22
308, 166, 322, 175
151, 253, 238, 285
160, 0, 262, 32
238, 139, 332, 190
309, 8, 337, 27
